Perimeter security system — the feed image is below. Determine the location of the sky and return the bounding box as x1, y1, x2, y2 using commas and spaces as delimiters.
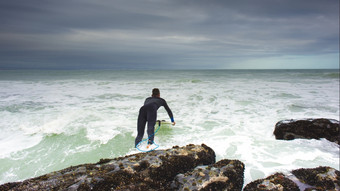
0, 0, 339, 70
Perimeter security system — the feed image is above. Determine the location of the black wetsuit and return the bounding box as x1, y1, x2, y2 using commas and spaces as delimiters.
135, 97, 174, 147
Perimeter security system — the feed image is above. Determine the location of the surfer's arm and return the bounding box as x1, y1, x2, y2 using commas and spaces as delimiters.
162, 100, 174, 123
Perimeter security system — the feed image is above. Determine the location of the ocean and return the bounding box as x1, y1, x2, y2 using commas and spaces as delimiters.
0, 69, 339, 185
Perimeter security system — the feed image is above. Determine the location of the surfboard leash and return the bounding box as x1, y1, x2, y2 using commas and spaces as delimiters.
136, 121, 162, 152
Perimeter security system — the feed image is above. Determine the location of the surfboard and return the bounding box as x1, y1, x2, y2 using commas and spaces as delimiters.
155, 120, 172, 128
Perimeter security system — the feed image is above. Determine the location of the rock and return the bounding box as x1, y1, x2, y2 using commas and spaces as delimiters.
0, 144, 216, 191
292, 166, 340, 191
170, 159, 244, 191
273, 118, 340, 145
243, 173, 300, 191
244, 166, 340, 191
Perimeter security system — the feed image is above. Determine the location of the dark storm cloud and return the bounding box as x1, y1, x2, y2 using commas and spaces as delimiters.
0, 0, 338, 69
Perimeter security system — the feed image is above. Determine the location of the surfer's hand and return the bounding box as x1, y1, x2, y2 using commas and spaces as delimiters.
172, 122, 176, 126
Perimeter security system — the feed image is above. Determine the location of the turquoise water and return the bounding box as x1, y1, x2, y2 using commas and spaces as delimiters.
0, 69, 339, 185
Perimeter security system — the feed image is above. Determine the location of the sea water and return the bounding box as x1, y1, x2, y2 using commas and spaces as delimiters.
0, 69, 339, 185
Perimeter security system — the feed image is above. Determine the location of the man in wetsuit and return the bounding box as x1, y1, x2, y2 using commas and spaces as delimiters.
135, 88, 175, 148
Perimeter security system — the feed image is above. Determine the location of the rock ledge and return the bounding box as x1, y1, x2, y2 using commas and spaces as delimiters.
0, 144, 245, 191
274, 118, 340, 145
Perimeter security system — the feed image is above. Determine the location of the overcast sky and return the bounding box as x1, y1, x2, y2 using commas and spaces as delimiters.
0, 0, 339, 69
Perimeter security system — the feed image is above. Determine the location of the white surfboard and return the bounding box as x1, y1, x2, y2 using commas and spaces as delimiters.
155, 120, 172, 128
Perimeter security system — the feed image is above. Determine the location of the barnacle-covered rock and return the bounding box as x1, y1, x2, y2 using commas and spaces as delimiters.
170, 159, 244, 191
244, 167, 340, 191
243, 173, 300, 191
0, 144, 216, 190
292, 166, 340, 191
273, 118, 340, 145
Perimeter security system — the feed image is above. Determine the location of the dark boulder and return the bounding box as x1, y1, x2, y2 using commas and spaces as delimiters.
273, 118, 340, 145
243, 173, 300, 191
292, 166, 340, 191
0, 144, 216, 191
244, 166, 340, 191
170, 159, 245, 191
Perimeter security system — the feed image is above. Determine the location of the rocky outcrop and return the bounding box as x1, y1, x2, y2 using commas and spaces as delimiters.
292, 166, 340, 191
170, 159, 244, 190
244, 166, 340, 191
273, 118, 340, 145
1, 143, 338, 190
243, 173, 300, 191
0, 144, 224, 191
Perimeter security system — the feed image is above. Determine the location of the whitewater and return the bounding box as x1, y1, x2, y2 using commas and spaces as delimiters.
0, 69, 339, 185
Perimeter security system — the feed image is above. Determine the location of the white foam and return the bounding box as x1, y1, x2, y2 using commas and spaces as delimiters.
0, 133, 42, 159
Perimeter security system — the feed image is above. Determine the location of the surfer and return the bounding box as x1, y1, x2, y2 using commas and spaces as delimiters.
135, 88, 175, 148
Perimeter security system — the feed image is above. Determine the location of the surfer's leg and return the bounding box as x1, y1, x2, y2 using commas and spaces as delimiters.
135, 107, 147, 147
147, 110, 157, 145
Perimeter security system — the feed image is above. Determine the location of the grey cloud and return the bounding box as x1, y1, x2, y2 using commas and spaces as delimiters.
0, 0, 338, 69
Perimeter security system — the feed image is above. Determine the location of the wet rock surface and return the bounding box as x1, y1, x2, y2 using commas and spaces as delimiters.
273, 118, 340, 145
292, 166, 340, 191
244, 173, 300, 191
170, 159, 244, 191
0, 144, 216, 190
244, 166, 340, 191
